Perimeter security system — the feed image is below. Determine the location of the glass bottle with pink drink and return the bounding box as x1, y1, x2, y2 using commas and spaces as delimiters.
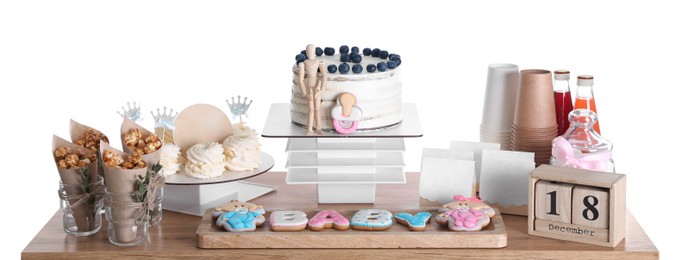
553, 70, 573, 136
574, 75, 601, 134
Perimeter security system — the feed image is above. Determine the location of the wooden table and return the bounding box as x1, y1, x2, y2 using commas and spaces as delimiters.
22, 172, 658, 259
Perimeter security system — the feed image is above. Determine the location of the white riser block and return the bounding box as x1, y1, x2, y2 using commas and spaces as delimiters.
286, 152, 403, 168
316, 138, 376, 144
317, 167, 377, 174
165, 182, 238, 216
317, 184, 376, 203
164, 181, 275, 216
316, 151, 377, 159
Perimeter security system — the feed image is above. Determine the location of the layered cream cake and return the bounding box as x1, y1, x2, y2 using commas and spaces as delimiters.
290, 46, 402, 131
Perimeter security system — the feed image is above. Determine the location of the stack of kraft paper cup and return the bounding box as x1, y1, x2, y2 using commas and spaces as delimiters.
511, 69, 558, 165
480, 63, 520, 150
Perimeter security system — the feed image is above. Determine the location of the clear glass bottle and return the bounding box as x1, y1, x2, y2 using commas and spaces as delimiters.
574, 75, 601, 134
553, 70, 573, 136
550, 109, 615, 172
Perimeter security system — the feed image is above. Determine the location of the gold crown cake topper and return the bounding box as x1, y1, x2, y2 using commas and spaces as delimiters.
151, 107, 178, 130
117, 101, 142, 121
226, 95, 252, 128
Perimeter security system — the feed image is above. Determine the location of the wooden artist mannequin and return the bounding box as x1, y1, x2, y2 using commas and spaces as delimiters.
297, 44, 328, 135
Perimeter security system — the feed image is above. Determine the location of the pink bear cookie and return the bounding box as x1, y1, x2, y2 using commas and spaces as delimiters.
439, 195, 496, 218
435, 195, 491, 232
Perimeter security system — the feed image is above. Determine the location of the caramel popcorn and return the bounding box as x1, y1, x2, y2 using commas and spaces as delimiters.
102, 149, 146, 169
103, 150, 124, 167
54, 146, 96, 169
74, 129, 109, 152
123, 128, 162, 154
54, 147, 69, 158
124, 128, 142, 148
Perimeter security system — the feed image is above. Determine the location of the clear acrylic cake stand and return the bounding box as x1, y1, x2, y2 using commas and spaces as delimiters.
163, 152, 276, 216
262, 103, 422, 203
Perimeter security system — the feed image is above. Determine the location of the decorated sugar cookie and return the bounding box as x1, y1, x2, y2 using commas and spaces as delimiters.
435, 198, 491, 232
395, 212, 431, 231
308, 210, 350, 231
439, 195, 496, 218
213, 200, 265, 232
350, 209, 393, 231
269, 211, 308, 232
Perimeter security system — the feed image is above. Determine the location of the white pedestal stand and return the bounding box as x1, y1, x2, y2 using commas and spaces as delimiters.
263, 103, 422, 204
164, 152, 276, 216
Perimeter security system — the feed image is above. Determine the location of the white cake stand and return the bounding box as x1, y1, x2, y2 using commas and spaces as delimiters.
262, 103, 422, 204
163, 152, 275, 216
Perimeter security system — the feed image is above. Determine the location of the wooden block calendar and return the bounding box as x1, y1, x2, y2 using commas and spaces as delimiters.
528, 165, 626, 247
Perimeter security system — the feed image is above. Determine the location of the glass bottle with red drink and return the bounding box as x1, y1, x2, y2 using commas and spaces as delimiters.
574, 75, 601, 134
553, 70, 573, 136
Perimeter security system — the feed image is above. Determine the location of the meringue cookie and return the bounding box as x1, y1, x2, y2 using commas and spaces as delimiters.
159, 143, 181, 175
223, 124, 261, 172
184, 142, 225, 179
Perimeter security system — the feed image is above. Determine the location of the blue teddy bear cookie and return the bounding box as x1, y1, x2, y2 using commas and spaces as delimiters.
213, 200, 265, 232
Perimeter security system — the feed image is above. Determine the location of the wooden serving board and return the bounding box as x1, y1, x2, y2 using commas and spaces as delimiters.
196, 208, 507, 249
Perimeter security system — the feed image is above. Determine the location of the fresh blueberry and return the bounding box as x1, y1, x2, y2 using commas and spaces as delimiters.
327, 64, 338, 73
351, 46, 360, 54
388, 53, 400, 60
352, 64, 363, 73
387, 61, 397, 69
379, 50, 389, 59
295, 53, 306, 61
315, 47, 323, 56
340, 53, 351, 62
351, 53, 362, 63
324, 47, 335, 56
339, 63, 350, 74
371, 48, 381, 57
363, 48, 372, 56
339, 45, 349, 54
296, 57, 305, 64
377, 62, 388, 72
390, 56, 402, 66
300, 50, 306, 55
366, 64, 377, 73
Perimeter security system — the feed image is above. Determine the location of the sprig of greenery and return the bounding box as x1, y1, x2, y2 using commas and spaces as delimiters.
134, 163, 163, 220
78, 167, 95, 204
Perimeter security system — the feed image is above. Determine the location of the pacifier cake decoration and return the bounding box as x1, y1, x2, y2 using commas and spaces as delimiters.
331, 92, 362, 134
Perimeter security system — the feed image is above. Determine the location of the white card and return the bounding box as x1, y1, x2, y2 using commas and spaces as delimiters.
422, 148, 474, 161
449, 141, 500, 186
479, 150, 536, 207
419, 156, 475, 204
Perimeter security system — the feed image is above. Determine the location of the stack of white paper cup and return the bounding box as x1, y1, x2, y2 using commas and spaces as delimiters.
480, 63, 520, 150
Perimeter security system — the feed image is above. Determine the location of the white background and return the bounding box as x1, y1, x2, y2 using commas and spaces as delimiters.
1, 0, 679, 258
